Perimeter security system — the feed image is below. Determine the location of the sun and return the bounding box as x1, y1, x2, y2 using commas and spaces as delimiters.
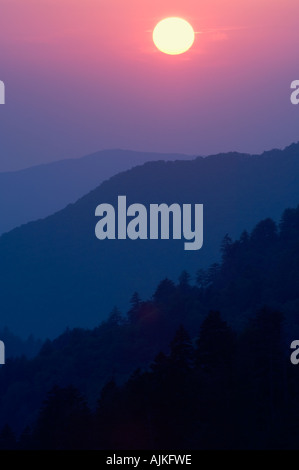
153, 17, 195, 55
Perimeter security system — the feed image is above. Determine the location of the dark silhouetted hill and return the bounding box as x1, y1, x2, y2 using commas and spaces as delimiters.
1, 143, 299, 337
2, 204, 299, 445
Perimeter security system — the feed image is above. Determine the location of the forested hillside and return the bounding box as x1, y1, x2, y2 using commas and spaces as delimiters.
1, 205, 299, 448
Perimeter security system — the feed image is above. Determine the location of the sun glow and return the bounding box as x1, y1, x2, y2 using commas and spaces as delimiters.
153, 17, 195, 55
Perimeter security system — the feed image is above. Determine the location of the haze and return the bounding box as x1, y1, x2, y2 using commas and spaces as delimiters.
0, 0, 298, 171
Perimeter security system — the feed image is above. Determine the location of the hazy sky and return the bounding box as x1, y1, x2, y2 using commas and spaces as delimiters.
0, 0, 299, 171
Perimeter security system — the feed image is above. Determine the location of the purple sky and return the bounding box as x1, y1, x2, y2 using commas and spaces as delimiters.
0, 0, 299, 171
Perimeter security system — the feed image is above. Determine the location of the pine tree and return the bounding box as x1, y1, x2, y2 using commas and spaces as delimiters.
128, 292, 141, 323
196, 311, 235, 371
221, 234, 233, 261
96, 379, 123, 449
170, 325, 194, 370
107, 306, 123, 325
34, 385, 92, 450
178, 270, 191, 290
196, 268, 209, 289
153, 278, 176, 304
250, 218, 277, 245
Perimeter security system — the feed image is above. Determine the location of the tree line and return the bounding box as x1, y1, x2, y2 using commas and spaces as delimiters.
2, 205, 299, 448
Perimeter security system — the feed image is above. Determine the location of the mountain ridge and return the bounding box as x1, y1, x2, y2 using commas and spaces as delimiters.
1, 142, 299, 337
0, 149, 195, 235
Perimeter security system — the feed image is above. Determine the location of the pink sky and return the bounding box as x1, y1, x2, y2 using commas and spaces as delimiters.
0, 0, 299, 170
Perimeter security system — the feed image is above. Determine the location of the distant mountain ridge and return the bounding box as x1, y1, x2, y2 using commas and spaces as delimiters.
1, 142, 299, 337
0, 149, 194, 235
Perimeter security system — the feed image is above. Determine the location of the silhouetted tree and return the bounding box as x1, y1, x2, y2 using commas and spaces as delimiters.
250, 218, 277, 245
34, 385, 92, 450
170, 325, 194, 370
196, 311, 235, 372
237, 307, 285, 447
178, 270, 191, 290
95, 379, 124, 449
153, 278, 176, 304
221, 234, 233, 261
128, 292, 141, 323
279, 207, 299, 240
196, 268, 209, 290
107, 306, 123, 326
240, 230, 249, 245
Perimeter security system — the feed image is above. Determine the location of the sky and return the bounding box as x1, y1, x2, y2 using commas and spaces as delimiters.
0, 0, 299, 171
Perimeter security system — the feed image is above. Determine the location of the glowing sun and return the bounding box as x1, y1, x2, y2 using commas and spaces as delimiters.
153, 17, 195, 55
